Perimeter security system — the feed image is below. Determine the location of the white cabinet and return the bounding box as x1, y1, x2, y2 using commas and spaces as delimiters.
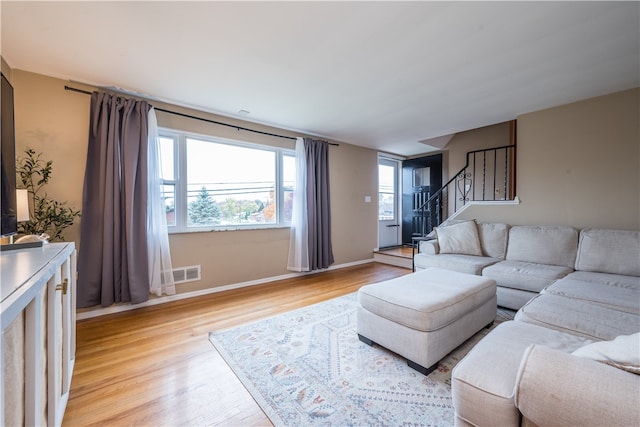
1, 243, 77, 427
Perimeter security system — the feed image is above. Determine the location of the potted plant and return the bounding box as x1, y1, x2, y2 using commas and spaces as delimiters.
16, 148, 81, 241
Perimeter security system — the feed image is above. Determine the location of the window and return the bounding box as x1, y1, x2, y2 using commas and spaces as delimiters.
158, 130, 295, 232
412, 166, 430, 187
378, 163, 396, 221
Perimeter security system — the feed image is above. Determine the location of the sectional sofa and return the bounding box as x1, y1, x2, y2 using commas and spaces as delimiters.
414, 220, 640, 426
415, 221, 583, 310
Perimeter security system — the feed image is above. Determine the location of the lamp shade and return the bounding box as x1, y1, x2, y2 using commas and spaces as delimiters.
16, 189, 30, 222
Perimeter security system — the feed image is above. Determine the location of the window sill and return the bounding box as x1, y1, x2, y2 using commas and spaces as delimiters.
168, 224, 291, 235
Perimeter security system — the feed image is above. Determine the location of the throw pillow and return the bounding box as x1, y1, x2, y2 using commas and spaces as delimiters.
435, 220, 483, 256
425, 219, 468, 240
572, 333, 640, 374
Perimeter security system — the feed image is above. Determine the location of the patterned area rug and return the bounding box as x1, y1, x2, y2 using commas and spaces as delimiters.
209, 293, 514, 426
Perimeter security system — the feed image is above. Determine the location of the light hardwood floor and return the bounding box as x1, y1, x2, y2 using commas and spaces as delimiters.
63, 262, 410, 426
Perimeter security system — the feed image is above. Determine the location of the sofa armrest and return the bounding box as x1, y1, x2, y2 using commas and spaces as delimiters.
419, 239, 439, 254
514, 344, 640, 427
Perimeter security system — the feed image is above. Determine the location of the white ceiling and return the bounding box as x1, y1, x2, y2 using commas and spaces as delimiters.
2, 1, 639, 156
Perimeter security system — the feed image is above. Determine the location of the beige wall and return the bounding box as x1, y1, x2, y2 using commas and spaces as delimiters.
12, 71, 89, 245
10, 69, 379, 295
444, 121, 512, 181
459, 88, 640, 230
440, 121, 514, 216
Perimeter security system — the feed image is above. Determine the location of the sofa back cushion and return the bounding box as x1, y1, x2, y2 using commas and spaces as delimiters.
506, 225, 578, 268
435, 220, 483, 256
575, 229, 640, 276
477, 222, 510, 258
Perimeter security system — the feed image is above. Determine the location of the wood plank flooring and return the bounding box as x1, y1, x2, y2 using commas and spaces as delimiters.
375, 246, 414, 257
63, 262, 410, 426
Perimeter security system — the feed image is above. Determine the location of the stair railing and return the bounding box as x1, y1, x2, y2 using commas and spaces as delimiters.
414, 144, 516, 239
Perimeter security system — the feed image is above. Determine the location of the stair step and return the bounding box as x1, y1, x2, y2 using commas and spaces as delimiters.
373, 247, 413, 269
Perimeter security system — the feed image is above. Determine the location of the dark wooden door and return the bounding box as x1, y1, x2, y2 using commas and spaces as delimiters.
401, 154, 442, 245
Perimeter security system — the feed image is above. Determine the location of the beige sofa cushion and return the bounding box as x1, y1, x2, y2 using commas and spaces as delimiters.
515, 293, 640, 340
544, 277, 640, 314
506, 225, 578, 268
565, 270, 640, 289
418, 239, 438, 254
435, 220, 482, 256
477, 222, 509, 258
482, 260, 573, 293
575, 228, 640, 276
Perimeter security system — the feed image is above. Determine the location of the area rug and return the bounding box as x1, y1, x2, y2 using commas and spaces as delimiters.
209, 293, 514, 426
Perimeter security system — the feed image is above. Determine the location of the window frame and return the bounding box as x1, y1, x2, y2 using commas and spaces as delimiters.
159, 128, 295, 233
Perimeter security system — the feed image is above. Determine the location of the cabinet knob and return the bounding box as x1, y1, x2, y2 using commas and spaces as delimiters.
55, 278, 69, 295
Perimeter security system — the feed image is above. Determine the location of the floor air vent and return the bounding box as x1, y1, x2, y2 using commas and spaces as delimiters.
171, 265, 201, 284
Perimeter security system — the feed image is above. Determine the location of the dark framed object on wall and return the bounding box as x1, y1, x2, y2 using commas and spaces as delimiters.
1, 72, 17, 238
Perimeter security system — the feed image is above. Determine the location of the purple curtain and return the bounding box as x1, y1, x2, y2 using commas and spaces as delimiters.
304, 138, 334, 270
77, 92, 151, 307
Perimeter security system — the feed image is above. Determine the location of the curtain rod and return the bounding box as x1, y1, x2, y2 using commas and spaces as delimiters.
64, 85, 338, 146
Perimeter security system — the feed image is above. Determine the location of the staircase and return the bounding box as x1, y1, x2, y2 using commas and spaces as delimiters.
412, 144, 517, 240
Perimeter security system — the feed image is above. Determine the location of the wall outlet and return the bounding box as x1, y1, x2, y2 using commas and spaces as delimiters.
364, 196, 372, 203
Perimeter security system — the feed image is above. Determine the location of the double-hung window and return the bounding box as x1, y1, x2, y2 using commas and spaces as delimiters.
158, 130, 295, 233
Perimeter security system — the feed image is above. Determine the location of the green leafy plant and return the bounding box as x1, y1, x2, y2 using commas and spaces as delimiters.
16, 148, 81, 241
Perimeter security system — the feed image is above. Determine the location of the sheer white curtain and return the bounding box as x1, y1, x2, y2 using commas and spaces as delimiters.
287, 137, 309, 272
147, 108, 176, 296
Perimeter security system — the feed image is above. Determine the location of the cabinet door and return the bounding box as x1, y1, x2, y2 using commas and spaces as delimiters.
47, 251, 76, 427
47, 264, 63, 426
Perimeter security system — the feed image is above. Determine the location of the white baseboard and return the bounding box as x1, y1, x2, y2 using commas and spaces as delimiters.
76, 258, 375, 320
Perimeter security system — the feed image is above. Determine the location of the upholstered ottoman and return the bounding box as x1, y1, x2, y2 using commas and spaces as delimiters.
356, 267, 497, 375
